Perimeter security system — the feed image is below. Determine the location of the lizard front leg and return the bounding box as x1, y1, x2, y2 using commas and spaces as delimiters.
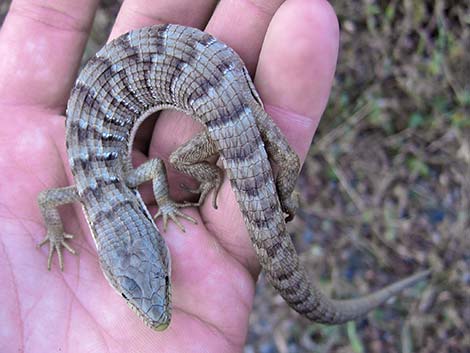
169, 131, 222, 209
37, 185, 80, 270
126, 158, 197, 232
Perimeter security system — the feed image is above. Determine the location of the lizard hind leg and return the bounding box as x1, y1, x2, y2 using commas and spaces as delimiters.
126, 158, 197, 232
254, 106, 301, 222
169, 131, 222, 209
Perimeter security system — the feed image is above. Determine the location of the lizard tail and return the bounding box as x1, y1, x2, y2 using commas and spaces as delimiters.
319, 269, 431, 323
211, 83, 431, 325
227, 150, 430, 324
218, 124, 430, 324
258, 221, 431, 324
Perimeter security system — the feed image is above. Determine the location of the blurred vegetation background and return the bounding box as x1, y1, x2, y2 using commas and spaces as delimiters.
249, 1, 468, 352
1, 1, 468, 352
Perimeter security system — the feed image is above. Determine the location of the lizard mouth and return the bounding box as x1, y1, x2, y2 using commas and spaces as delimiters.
124, 296, 172, 331
151, 321, 170, 331
141, 308, 171, 331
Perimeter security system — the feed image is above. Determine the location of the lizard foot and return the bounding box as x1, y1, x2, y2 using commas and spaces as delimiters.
37, 232, 76, 271
280, 191, 300, 222
180, 177, 221, 209
154, 200, 197, 232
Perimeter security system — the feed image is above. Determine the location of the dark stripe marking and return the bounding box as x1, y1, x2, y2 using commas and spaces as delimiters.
235, 170, 273, 198
252, 215, 269, 229
216, 58, 236, 75
70, 81, 135, 133
69, 120, 126, 144
94, 199, 134, 223
206, 104, 245, 129
154, 24, 169, 55
187, 72, 221, 104
198, 32, 214, 47
286, 290, 311, 306
266, 241, 284, 258
80, 176, 121, 200
92, 151, 119, 161
276, 272, 292, 282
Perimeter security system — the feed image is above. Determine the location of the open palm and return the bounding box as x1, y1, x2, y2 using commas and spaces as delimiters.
0, 0, 338, 352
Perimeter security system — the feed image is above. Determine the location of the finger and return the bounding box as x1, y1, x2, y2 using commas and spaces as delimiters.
207, 0, 286, 73
110, 0, 217, 40
0, 0, 99, 110
256, 0, 339, 160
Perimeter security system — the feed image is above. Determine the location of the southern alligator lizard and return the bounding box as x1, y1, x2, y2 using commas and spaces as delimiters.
37, 24, 430, 330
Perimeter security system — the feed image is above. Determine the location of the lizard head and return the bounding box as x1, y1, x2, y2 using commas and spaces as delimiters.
98, 231, 172, 331
117, 268, 172, 331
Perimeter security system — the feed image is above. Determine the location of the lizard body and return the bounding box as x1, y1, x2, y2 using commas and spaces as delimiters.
38, 24, 430, 330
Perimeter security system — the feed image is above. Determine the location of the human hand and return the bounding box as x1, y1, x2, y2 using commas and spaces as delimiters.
0, 0, 338, 352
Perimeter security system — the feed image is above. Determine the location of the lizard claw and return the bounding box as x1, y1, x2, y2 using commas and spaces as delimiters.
281, 191, 300, 222
154, 200, 197, 232
37, 232, 77, 271
180, 178, 221, 209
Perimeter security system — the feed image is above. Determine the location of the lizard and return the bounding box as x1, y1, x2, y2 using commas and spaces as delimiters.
37, 24, 431, 330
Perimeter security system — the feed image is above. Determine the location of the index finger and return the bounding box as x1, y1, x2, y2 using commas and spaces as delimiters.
257, 0, 339, 159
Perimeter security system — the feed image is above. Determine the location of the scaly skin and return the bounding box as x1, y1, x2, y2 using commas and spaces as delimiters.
38, 24, 430, 329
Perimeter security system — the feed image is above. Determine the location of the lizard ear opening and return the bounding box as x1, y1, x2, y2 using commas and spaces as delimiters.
243, 67, 264, 108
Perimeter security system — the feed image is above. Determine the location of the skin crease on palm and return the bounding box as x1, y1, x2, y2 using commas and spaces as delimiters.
0, 0, 339, 352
